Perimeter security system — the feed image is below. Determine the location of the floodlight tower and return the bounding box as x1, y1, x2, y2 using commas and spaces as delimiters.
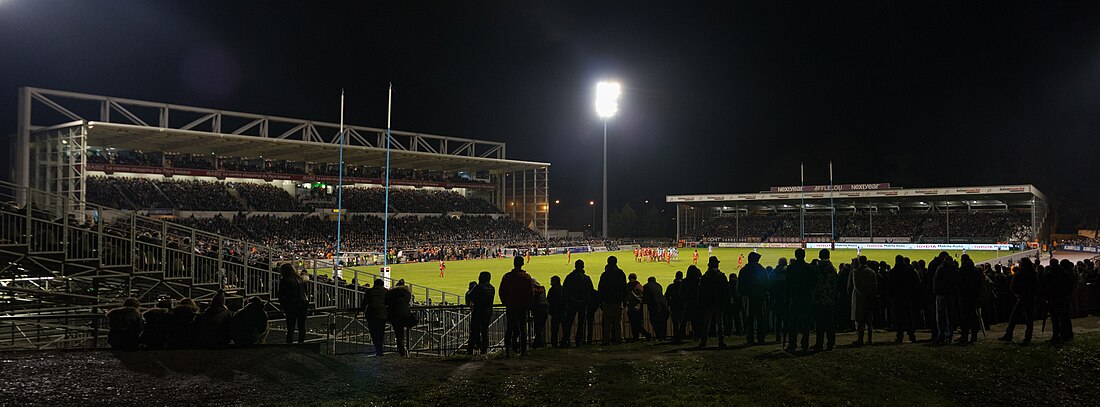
595, 81, 621, 239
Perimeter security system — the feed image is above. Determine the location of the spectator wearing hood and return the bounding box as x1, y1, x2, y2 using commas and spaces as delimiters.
107, 298, 143, 350
232, 296, 269, 346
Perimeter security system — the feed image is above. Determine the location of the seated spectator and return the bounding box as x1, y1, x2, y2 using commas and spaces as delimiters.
231, 296, 269, 346
195, 291, 233, 348
168, 298, 200, 348
106, 298, 143, 351
139, 299, 173, 348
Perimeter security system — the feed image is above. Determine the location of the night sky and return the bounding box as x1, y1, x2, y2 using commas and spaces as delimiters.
2, 1, 1099, 232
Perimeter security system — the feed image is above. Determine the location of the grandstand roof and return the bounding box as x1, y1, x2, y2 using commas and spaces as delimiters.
79, 121, 547, 173
24, 87, 549, 173
666, 184, 1047, 209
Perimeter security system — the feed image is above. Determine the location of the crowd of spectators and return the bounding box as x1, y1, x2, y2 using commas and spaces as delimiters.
86, 147, 490, 185
230, 183, 307, 212
167, 213, 539, 258
106, 291, 269, 350
697, 211, 1033, 242
85, 177, 499, 214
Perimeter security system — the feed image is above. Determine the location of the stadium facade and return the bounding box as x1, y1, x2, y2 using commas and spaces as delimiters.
667, 183, 1049, 245
12, 87, 550, 236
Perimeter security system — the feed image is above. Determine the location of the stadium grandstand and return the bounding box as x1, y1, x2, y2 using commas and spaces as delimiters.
668, 183, 1048, 247
1, 87, 551, 351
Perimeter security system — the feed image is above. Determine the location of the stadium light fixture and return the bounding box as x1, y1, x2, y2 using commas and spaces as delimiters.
595, 82, 621, 118
555, 199, 560, 204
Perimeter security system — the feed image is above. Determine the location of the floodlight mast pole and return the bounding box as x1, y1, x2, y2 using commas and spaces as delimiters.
384, 83, 392, 269
602, 118, 608, 239
335, 90, 345, 275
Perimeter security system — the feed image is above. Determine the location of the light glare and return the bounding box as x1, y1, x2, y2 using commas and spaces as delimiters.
595, 81, 621, 118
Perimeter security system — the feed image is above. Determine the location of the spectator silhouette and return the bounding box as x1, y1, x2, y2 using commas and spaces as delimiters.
140, 299, 173, 348
665, 271, 685, 343
386, 279, 415, 357
107, 298, 143, 351
598, 256, 627, 345
168, 298, 199, 348
548, 275, 566, 347
562, 260, 593, 348
195, 291, 233, 348
643, 276, 669, 341
500, 256, 534, 356
469, 272, 495, 354
698, 256, 729, 348
849, 256, 878, 346
812, 249, 838, 351
739, 252, 768, 345
277, 263, 309, 344
232, 296, 269, 346
1000, 258, 1039, 345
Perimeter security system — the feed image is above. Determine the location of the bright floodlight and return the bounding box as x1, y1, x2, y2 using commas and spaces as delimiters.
595, 81, 621, 118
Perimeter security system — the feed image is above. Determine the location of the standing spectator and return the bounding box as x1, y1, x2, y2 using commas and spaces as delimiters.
532, 281, 550, 348
469, 272, 495, 354
363, 279, 389, 356
849, 256, 878, 346
1000, 258, 1039, 345
386, 280, 415, 357
168, 298, 199, 348
890, 255, 920, 343
586, 288, 600, 345
643, 276, 669, 340
1042, 259, 1075, 344
812, 249, 838, 351
785, 249, 814, 353
625, 273, 652, 341
277, 264, 309, 344
598, 256, 627, 345
956, 256, 983, 344
726, 272, 743, 336
698, 256, 729, 348
500, 257, 534, 356
139, 299, 173, 349
562, 261, 592, 348
739, 252, 768, 345
665, 271, 685, 343
933, 257, 960, 344
195, 291, 233, 348
231, 296, 269, 346
107, 298, 143, 350
547, 275, 566, 347
681, 266, 703, 343
770, 258, 789, 345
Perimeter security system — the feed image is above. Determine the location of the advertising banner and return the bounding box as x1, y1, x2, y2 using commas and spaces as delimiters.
770, 183, 890, 193
805, 243, 1012, 251
717, 242, 803, 249
86, 163, 495, 190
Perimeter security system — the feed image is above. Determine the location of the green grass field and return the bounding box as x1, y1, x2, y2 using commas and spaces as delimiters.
331, 248, 1011, 299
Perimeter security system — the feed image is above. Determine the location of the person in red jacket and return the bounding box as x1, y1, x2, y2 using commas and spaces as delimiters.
500, 256, 535, 356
